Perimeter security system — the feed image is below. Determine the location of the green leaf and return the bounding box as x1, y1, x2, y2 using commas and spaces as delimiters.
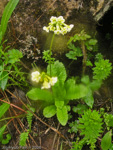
26, 105, 35, 131
93, 59, 112, 80
88, 39, 97, 45
8, 49, 23, 63
0, 0, 19, 39
52, 83, 66, 102
66, 43, 82, 60
0, 32, 2, 44
90, 80, 102, 91
86, 60, 93, 67
66, 84, 88, 100
43, 105, 56, 118
101, 131, 112, 150
27, 88, 53, 102
83, 89, 94, 108
19, 131, 29, 146
47, 61, 67, 83
55, 101, 64, 109
0, 71, 9, 90
2, 134, 11, 144
73, 104, 88, 114
0, 103, 10, 118
78, 109, 103, 145
57, 106, 68, 126
0, 125, 7, 141
68, 120, 79, 133
65, 78, 75, 90
81, 76, 90, 85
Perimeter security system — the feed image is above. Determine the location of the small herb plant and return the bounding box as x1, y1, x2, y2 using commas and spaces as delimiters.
0, 103, 11, 144
93, 58, 112, 80
78, 109, 103, 150
27, 61, 88, 126
69, 107, 113, 150
0, 0, 31, 147
19, 105, 35, 146
0, 0, 28, 90
66, 30, 97, 74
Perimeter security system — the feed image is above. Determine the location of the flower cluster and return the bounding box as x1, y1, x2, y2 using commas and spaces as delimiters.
43, 16, 74, 35
31, 71, 57, 89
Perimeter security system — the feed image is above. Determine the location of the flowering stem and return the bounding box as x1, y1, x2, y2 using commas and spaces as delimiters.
49, 33, 55, 76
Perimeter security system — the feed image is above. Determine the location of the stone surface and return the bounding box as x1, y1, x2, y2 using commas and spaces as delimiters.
93, 0, 113, 21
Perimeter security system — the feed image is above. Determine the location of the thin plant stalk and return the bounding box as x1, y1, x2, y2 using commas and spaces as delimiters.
49, 33, 55, 76
81, 41, 87, 75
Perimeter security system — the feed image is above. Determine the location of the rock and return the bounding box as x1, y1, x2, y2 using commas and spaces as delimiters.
93, 0, 113, 22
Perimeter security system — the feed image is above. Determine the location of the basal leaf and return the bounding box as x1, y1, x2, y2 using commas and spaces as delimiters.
0, 0, 19, 39
47, 61, 67, 83
65, 78, 75, 91
55, 100, 64, 109
26, 88, 53, 102
101, 131, 112, 150
83, 89, 94, 108
66, 84, 88, 100
52, 83, 66, 101
81, 76, 90, 85
43, 105, 56, 118
57, 106, 68, 126
0, 103, 10, 118
90, 80, 102, 91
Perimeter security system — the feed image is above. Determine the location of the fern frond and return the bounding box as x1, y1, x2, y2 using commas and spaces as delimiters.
26, 106, 35, 131
19, 131, 29, 146
78, 109, 103, 148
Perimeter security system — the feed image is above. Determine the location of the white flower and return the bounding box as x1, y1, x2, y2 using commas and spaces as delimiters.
50, 77, 58, 86
49, 25, 55, 31
54, 30, 61, 35
57, 16, 65, 23
41, 81, 51, 89
67, 24, 74, 32
43, 26, 49, 32
50, 16, 57, 22
70, 24, 74, 29
31, 71, 40, 83
43, 16, 74, 35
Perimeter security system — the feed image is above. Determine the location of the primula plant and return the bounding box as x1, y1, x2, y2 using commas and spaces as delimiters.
43, 16, 74, 75
27, 61, 88, 126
